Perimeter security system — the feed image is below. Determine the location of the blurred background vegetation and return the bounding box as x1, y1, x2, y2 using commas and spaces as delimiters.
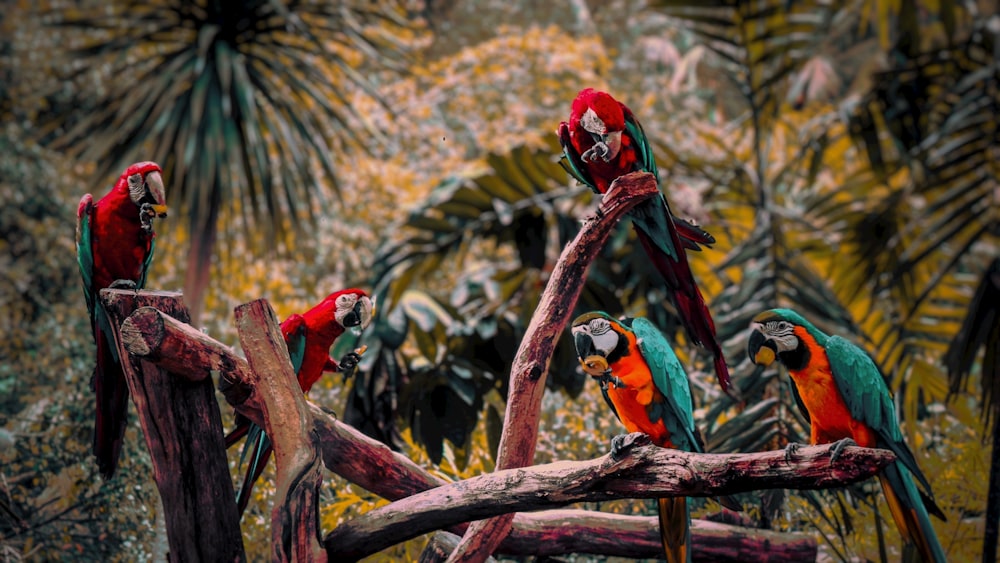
1, 0, 998, 561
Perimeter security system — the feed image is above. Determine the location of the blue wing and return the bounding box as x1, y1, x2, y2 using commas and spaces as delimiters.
632, 318, 699, 452
825, 335, 934, 493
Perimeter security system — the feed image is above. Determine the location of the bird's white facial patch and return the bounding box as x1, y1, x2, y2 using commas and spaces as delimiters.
750, 320, 799, 352
127, 173, 145, 205
334, 293, 358, 326
580, 108, 606, 135
573, 318, 619, 356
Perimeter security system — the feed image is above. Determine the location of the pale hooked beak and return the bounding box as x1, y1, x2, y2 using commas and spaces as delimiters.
145, 171, 168, 217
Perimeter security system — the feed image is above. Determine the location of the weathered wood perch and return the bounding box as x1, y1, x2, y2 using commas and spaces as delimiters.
122, 289, 877, 561
324, 434, 894, 561
447, 171, 661, 562
234, 300, 325, 563
100, 289, 245, 563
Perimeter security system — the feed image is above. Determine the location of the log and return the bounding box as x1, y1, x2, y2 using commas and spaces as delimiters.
99, 289, 244, 563
324, 433, 893, 561
420, 533, 497, 563
234, 299, 325, 563
447, 171, 661, 562
126, 305, 821, 560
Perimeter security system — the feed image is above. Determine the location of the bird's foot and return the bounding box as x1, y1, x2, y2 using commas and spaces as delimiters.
337, 350, 362, 378
784, 441, 803, 462
610, 432, 650, 461
139, 203, 157, 233
829, 438, 857, 464
581, 142, 611, 163
596, 371, 625, 391
109, 279, 137, 290
318, 405, 339, 419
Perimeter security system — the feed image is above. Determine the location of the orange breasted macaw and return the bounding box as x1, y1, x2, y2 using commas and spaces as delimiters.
572, 311, 740, 563
748, 308, 947, 562
76, 161, 168, 478
559, 88, 730, 393
224, 288, 373, 517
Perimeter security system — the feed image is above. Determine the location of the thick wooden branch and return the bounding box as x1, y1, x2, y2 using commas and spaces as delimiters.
127, 306, 819, 560
448, 172, 661, 562
99, 289, 244, 563
234, 299, 324, 563
324, 434, 894, 561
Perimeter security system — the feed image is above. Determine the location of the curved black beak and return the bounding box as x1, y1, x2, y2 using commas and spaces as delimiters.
342, 301, 364, 328
747, 329, 777, 366
574, 332, 596, 359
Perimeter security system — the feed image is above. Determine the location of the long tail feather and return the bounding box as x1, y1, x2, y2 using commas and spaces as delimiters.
93, 320, 128, 479
224, 415, 251, 449
658, 496, 690, 563
235, 423, 273, 518
636, 229, 730, 391
879, 463, 947, 563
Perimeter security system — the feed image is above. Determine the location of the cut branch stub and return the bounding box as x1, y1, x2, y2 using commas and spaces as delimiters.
325, 438, 894, 561
448, 171, 660, 562
234, 299, 324, 563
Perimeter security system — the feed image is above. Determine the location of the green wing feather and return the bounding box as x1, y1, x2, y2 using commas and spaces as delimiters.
622, 109, 659, 182
76, 197, 96, 318
557, 122, 597, 192
137, 236, 155, 289
287, 324, 307, 375
632, 318, 699, 452
825, 335, 935, 493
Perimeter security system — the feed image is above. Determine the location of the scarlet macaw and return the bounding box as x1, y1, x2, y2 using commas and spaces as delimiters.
572, 311, 739, 563
224, 288, 374, 517
559, 88, 729, 392
747, 308, 946, 562
76, 161, 168, 478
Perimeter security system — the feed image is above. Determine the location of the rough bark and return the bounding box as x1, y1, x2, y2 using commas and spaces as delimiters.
447, 171, 661, 562
324, 433, 894, 561
99, 289, 245, 563
126, 302, 822, 561
234, 299, 325, 563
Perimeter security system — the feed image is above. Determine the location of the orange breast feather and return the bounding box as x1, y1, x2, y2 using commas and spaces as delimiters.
606, 332, 673, 447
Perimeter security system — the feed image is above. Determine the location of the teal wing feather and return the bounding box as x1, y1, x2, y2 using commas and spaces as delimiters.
825, 336, 934, 493
286, 322, 307, 375
622, 107, 659, 182
632, 318, 699, 452
76, 195, 96, 318
137, 235, 155, 289
557, 122, 597, 192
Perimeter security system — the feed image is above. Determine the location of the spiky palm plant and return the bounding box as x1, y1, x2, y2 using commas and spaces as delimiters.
37, 0, 414, 322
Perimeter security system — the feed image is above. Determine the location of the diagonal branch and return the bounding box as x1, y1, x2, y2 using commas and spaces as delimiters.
325, 434, 893, 561
447, 171, 661, 562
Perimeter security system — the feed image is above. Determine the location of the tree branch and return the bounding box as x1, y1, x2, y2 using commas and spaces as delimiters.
123, 303, 820, 560
324, 434, 894, 561
99, 289, 245, 563
447, 171, 661, 562
234, 299, 324, 563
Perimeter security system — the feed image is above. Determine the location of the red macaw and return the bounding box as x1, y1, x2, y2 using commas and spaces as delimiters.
572, 311, 740, 563
559, 88, 730, 392
224, 288, 374, 517
748, 308, 947, 562
76, 161, 168, 478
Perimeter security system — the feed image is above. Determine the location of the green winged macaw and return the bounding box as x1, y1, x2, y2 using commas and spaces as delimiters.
77, 161, 168, 478
571, 311, 740, 563
559, 88, 729, 393
747, 308, 947, 562
224, 288, 373, 517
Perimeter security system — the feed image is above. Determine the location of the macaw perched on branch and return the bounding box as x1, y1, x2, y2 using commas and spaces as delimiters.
571, 311, 740, 563
76, 162, 168, 479
748, 309, 947, 563
224, 288, 374, 517
559, 88, 730, 393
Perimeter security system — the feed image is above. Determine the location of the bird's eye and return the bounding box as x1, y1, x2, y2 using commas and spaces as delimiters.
336, 294, 354, 307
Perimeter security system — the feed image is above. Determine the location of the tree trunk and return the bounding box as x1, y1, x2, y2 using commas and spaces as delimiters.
100, 289, 245, 563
